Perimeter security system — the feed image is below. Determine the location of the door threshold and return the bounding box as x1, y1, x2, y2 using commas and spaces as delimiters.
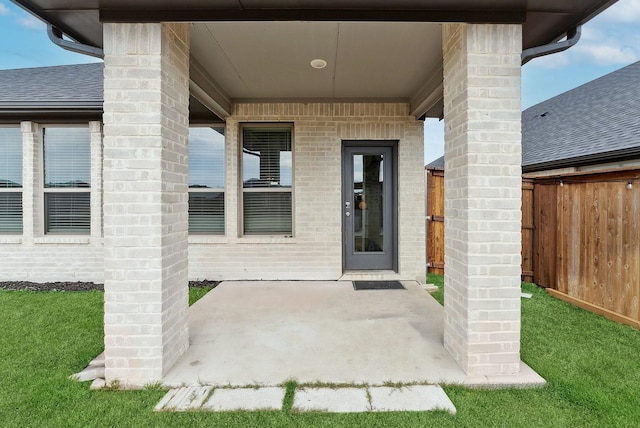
339, 271, 402, 281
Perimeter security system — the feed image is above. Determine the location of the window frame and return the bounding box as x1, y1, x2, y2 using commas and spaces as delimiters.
188, 125, 226, 235
0, 125, 23, 234
41, 124, 91, 235
240, 123, 294, 237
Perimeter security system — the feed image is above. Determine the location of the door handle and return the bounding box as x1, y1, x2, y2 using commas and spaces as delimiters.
345, 212, 351, 217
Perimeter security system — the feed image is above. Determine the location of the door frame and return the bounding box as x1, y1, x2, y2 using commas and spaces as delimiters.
342, 140, 398, 272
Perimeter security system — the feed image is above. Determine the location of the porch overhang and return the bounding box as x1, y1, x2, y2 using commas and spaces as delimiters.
8, 0, 620, 386
11, 0, 618, 119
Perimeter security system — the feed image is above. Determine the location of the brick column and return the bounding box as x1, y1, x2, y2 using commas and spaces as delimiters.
442, 24, 522, 376
102, 22, 190, 387
89, 121, 103, 240
21, 121, 43, 242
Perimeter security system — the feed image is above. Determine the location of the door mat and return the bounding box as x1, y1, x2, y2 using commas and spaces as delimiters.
353, 281, 405, 290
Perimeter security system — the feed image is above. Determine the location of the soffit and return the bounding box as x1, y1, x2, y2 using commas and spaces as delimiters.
191, 22, 442, 100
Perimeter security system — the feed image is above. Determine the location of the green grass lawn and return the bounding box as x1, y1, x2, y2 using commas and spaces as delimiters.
1, 278, 640, 427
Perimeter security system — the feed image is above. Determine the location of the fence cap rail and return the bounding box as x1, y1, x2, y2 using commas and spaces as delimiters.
524, 166, 640, 182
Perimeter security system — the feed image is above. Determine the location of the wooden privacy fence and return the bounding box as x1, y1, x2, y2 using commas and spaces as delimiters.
425, 168, 534, 282
426, 167, 640, 329
425, 168, 445, 275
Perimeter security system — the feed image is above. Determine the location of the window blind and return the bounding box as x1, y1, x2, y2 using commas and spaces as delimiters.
242, 126, 292, 235
242, 127, 292, 188
243, 192, 292, 234
188, 127, 225, 234
45, 193, 90, 233
188, 192, 224, 233
188, 127, 225, 189
43, 127, 91, 234
44, 127, 90, 188
0, 127, 23, 233
0, 127, 22, 188
0, 193, 22, 233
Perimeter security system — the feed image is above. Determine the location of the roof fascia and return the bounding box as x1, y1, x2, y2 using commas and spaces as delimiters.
0, 101, 103, 109
523, 147, 640, 173
99, 8, 526, 23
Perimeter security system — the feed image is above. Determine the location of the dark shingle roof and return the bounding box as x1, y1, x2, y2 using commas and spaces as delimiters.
522, 61, 640, 171
0, 61, 222, 122
425, 156, 444, 168
427, 61, 640, 172
0, 62, 103, 106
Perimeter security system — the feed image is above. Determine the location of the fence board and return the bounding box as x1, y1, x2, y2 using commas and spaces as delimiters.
425, 168, 533, 281
532, 183, 557, 288
426, 167, 640, 327
539, 170, 640, 326
426, 168, 444, 275
630, 186, 640, 320
521, 180, 534, 282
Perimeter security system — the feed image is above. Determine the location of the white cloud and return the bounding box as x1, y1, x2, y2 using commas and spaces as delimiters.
579, 26, 604, 42
527, 52, 570, 69
598, 0, 640, 23
573, 42, 638, 66
0, 3, 10, 16
528, 1, 640, 69
18, 15, 45, 30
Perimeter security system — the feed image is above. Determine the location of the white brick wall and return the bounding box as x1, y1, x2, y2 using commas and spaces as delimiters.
189, 102, 426, 283
0, 102, 426, 286
442, 23, 522, 376
102, 22, 190, 387
0, 121, 104, 283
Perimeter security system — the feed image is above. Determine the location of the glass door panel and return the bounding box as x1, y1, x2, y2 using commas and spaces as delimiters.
353, 154, 384, 253
343, 143, 396, 271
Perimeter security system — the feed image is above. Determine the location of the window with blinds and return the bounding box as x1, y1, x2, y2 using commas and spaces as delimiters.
0, 127, 23, 233
241, 126, 292, 235
43, 127, 90, 234
188, 127, 225, 233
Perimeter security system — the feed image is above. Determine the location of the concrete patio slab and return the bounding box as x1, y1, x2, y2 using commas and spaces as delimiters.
293, 387, 370, 413
202, 387, 285, 412
465, 363, 547, 388
162, 280, 545, 388
369, 385, 456, 413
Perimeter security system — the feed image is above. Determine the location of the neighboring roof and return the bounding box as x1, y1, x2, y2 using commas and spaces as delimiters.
0, 62, 220, 123
426, 61, 640, 173
0, 62, 103, 105
522, 61, 640, 172
426, 156, 444, 169
0, 62, 103, 122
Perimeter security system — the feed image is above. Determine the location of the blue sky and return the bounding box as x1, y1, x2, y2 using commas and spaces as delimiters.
1, 0, 639, 164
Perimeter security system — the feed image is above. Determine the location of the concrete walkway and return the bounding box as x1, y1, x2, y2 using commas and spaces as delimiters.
154, 384, 457, 413
162, 280, 544, 388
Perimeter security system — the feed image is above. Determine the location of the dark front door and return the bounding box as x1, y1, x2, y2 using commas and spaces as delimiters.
342, 142, 397, 271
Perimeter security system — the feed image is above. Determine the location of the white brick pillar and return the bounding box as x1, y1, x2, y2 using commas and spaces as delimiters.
442, 24, 522, 376
89, 121, 103, 240
102, 22, 190, 387
21, 121, 43, 242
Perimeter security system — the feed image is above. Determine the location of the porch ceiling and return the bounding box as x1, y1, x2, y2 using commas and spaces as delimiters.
190, 21, 442, 102
12, 0, 618, 118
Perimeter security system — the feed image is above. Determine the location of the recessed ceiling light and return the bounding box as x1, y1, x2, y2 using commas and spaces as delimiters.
310, 59, 327, 69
